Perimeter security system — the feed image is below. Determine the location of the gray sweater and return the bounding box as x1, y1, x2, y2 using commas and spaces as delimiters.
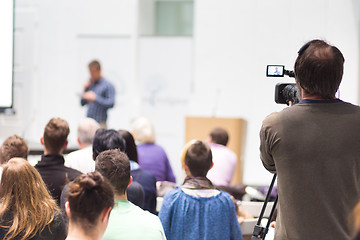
260, 100, 360, 240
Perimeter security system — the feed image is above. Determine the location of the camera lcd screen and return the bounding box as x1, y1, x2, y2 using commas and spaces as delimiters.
267, 65, 284, 77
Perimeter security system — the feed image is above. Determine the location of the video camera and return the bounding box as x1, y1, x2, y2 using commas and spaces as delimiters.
266, 65, 299, 105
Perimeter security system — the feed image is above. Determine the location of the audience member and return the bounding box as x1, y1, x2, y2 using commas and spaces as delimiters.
92, 129, 155, 212
92, 128, 125, 159
92, 129, 146, 209
0, 135, 29, 180
0, 135, 29, 164
159, 140, 242, 240
65, 172, 114, 240
260, 39, 360, 239
0, 158, 66, 240
65, 118, 101, 173
35, 117, 82, 205
60, 128, 145, 212
96, 149, 166, 240
131, 117, 176, 182
206, 127, 237, 186
81, 60, 115, 128
118, 129, 157, 214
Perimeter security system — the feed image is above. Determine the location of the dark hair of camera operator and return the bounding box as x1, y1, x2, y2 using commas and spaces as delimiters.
294, 39, 344, 99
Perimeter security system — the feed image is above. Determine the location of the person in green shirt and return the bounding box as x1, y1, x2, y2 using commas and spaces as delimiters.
95, 149, 166, 240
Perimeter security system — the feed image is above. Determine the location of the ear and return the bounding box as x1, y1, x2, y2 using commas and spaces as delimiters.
208, 136, 213, 143
65, 201, 71, 217
64, 140, 68, 150
77, 138, 81, 147
128, 176, 133, 187
210, 162, 214, 170
101, 207, 112, 223
184, 164, 191, 177
40, 137, 44, 146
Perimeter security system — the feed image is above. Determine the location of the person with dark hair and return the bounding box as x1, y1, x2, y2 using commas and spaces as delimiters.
81, 60, 115, 128
65, 171, 114, 240
207, 127, 238, 186
0, 135, 29, 165
131, 117, 176, 183
35, 118, 82, 205
210, 127, 229, 146
159, 140, 242, 240
260, 39, 360, 239
0, 158, 66, 240
60, 128, 144, 211
118, 129, 157, 214
92, 129, 156, 213
95, 149, 166, 240
92, 129, 126, 160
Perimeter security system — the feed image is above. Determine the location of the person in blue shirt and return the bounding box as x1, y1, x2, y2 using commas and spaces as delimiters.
159, 140, 242, 240
81, 60, 115, 128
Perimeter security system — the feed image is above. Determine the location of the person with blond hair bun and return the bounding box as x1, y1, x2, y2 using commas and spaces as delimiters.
65, 171, 114, 240
0, 158, 66, 240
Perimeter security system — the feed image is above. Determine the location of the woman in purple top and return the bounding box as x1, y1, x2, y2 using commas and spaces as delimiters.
132, 117, 176, 183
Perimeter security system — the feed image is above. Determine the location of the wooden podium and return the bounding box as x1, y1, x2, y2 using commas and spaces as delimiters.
185, 116, 246, 184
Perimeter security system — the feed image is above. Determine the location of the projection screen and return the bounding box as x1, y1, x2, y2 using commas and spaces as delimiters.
0, 0, 14, 112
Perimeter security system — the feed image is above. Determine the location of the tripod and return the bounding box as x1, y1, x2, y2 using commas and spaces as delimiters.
251, 174, 278, 240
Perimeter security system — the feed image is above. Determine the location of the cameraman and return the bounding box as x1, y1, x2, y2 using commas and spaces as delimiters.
260, 39, 360, 240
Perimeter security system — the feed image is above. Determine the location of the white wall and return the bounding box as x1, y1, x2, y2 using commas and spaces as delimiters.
192, 0, 359, 184
138, 37, 193, 183
5, 0, 137, 143
0, 0, 359, 185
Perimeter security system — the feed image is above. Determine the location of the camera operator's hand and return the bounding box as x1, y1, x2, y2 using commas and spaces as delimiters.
288, 101, 293, 107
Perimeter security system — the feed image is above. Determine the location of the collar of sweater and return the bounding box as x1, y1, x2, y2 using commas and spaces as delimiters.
37, 154, 65, 167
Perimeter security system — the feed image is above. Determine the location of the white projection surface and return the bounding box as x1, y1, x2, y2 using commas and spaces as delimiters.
0, 0, 14, 109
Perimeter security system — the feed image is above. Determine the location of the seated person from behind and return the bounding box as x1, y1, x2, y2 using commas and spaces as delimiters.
65, 118, 101, 173
93, 129, 155, 213
96, 149, 166, 240
0, 158, 66, 240
206, 128, 237, 186
0, 135, 29, 179
118, 129, 157, 213
0, 135, 29, 164
158, 140, 242, 240
60, 129, 145, 212
65, 171, 114, 240
35, 117, 82, 205
131, 117, 176, 183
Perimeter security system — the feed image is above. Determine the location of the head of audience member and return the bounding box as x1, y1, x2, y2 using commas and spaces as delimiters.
118, 129, 138, 163
209, 128, 229, 146
41, 117, 69, 155
66, 172, 114, 240
131, 117, 156, 144
0, 158, 59, 240
0, 135, 29, 165
294, 39, 345, 100
77, 118, 101, 149
89, 60, 102, 83
184, 140, 213, 178
92, 129, 126, 160
95, 149, 132, 197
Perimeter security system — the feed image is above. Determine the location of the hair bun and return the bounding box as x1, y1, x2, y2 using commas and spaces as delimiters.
79, 172, 104, 190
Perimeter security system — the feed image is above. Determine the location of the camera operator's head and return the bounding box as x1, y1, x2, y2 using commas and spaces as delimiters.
294, 39, 345, 99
